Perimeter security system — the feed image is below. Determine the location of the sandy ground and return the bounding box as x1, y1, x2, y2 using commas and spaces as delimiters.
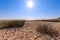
0, 21, 60, 40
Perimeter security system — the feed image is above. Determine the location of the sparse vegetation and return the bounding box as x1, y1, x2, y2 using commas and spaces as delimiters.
41, 19, 60, 22
58, 17, 60, 19
41, 17, 60, 22
0, 20, 25, 29
37, 23, 59, 37
7, 20, 25, 27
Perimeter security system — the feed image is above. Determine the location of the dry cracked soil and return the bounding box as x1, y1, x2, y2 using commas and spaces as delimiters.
0, 20, 60, 40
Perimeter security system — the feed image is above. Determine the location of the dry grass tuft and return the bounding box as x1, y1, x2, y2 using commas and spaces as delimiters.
0, 20, 25, 29
37, 23, 59, 37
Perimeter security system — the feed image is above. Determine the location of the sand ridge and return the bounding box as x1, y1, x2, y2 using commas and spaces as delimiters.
0, 21, 60, 40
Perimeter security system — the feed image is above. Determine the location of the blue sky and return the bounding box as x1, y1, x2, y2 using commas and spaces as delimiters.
0, 0, 60, 19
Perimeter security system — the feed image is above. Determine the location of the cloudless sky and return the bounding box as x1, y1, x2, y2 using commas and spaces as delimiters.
0, 0, 60, 19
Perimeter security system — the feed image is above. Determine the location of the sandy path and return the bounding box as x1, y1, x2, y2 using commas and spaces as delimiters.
0, 21, 60, 40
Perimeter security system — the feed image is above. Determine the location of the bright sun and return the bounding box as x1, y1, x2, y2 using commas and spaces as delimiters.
26, 1, 34, 8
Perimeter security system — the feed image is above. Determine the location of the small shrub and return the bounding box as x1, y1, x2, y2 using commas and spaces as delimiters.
0, 20, 25, 29
7, 20, 25, 27
37, 23, 58, 37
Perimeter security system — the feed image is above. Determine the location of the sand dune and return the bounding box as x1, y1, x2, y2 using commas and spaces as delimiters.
0, 20, 60, 40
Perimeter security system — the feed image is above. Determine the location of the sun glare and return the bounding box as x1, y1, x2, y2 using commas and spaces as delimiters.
26, 1, 34, 8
